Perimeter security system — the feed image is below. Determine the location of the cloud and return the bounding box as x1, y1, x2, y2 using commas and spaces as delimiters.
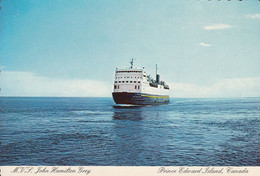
1, 71, 260, 98
0, 65, 6, 69
200, 42, 211, 47
168, 77, 260, 98
204, 24, 231, 30
0, 71, 112, 97
245, 14, 260, 19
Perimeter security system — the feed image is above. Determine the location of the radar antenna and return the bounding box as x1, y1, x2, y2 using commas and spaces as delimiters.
130, 58, 134, 68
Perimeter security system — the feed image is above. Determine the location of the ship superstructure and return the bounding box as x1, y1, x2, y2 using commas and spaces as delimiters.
112, 59, 170, 105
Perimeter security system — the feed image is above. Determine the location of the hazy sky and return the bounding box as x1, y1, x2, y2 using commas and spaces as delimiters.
1, 0, 260, 97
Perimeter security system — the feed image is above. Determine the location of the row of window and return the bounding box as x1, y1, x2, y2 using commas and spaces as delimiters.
114, 85, 140, 89
115, 81, 141, 83
115, 76, 142, 79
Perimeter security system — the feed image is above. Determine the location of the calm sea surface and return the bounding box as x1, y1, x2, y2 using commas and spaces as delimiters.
0, 97, 259, 166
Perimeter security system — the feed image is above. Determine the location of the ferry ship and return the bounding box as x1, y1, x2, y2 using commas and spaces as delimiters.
112, 59, 170, 105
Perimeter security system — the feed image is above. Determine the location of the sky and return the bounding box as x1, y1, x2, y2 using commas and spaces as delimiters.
0, 0, 260, 97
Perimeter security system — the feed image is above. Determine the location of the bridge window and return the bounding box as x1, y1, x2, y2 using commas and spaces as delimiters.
130, 81, 132, 83
119, 81, 121, 83
126, 81, 129, 83
122, 81, 125, 83
116, 71, 142, 73
114, 85, 117, 89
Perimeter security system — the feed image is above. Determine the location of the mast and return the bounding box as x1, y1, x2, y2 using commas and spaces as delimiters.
156, 64, 158, 76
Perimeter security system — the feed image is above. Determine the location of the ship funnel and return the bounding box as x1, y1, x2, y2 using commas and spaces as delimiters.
156, 74, 160, 83
156, 64, 160, 83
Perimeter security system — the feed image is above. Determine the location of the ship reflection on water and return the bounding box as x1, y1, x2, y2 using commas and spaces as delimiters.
111, 106, 152, 165
110, 105, 170, 165
112, 106, 146, 121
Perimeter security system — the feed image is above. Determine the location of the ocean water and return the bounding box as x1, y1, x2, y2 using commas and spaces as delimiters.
0, 97, 259, 166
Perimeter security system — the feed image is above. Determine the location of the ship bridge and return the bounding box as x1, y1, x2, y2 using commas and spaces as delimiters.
114, 68, 144, 93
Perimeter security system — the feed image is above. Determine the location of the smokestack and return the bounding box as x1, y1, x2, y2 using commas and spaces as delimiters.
156, 64, 160, 83
156, 74, 160, 83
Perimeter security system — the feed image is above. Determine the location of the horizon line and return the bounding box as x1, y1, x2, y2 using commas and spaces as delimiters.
0, 96, 260, 99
